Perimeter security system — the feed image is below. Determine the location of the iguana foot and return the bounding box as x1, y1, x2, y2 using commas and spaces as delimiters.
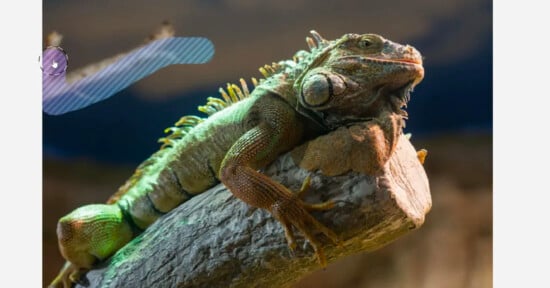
49, 262, 83, 288
297, 175, 335, 211
271, 175, 340, 266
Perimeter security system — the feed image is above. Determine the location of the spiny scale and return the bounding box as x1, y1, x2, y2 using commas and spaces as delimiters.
306, 37, 316, 50
158, 78, 257, 149
310, 30, 328, 47
198, 78, 256, 116
175, 115, 203, 127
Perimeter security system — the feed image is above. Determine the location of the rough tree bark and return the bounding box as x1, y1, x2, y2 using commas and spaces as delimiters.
75, 134, 431, 288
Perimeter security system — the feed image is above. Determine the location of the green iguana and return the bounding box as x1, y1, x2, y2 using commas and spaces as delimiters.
49, 30, 424, 288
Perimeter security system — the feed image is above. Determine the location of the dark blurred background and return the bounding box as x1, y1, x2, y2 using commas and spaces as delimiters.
43, 0, 492, 287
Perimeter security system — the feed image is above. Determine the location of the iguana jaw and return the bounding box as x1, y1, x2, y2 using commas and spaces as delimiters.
313, 74, 419, 130
387, 80, 415, 113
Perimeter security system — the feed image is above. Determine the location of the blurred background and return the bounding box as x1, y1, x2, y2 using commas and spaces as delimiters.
43, 0, 492, 287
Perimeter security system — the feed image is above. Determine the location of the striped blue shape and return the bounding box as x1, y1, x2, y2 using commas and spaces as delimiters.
43, 37, 214, 115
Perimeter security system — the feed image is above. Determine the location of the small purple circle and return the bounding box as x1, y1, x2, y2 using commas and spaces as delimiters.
41, 46, 68, 76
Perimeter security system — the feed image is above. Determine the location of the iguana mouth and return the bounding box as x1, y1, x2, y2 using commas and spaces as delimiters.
363, 57, 423, 66
331, 55, 423, 68
397, 58, 423, 65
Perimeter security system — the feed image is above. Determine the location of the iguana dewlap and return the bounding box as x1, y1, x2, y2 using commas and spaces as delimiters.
49, 30, 424, 288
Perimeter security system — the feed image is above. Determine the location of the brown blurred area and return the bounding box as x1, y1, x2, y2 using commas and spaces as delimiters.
295, 133, 492, 288
43, 133, 492, 287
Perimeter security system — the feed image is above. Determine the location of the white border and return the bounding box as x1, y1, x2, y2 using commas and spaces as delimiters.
3, 0, 549, 286
0, 0, 42, 286
494, 0, 550, 286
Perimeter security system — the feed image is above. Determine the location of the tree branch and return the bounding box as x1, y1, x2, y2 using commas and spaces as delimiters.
75, 135, 431, 288
45, 21, 175, 84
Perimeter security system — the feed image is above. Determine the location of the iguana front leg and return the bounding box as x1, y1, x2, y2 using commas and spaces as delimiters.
219, 101, 339, 266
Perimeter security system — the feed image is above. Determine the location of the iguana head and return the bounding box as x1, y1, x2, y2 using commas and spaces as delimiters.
288, 31, 424, 129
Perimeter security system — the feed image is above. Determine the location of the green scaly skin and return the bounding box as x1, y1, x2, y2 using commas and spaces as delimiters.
49, 31, 424, 288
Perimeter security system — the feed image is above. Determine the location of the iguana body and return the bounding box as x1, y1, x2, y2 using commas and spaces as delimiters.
50, 31, 424, 288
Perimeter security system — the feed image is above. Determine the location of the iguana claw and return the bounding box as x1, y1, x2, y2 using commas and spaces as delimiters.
272, 175, 340, 266
49, 262, 82, 288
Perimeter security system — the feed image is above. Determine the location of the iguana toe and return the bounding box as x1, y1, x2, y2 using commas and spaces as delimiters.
271, 193, 339, 266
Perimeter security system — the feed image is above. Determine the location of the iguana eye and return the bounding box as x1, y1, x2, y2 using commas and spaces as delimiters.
359, 39, 372, 49
301, 73, 345, 107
